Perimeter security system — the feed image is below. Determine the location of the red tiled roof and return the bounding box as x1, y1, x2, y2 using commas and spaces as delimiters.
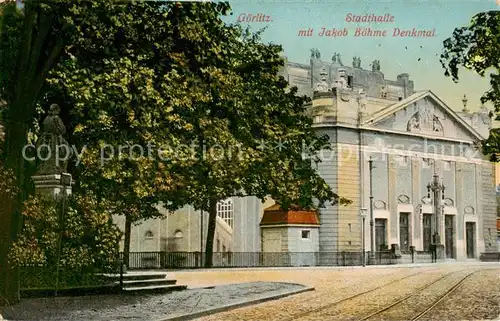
260, 205, 320, 226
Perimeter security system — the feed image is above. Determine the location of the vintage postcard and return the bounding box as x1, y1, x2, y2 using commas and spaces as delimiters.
0, 1, 499, 320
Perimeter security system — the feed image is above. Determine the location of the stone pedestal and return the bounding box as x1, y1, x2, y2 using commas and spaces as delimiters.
32, 173, 72, 200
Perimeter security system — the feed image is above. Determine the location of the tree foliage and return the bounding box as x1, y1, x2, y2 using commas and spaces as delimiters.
1, 0, 350, 278
440, 10, 500, 159
0, 0, 124, 303
9, 193, 121, 270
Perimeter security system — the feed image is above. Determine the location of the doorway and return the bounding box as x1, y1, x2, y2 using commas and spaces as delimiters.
375, 219, 387, 251
399, 213, 410, 251
466, 222, 476, 259
445, 215, 455, 259
423, 214, 432, 251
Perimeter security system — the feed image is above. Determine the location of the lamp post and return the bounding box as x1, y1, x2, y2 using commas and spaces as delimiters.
360, 208, 368, 267
200, 210, 204, 267
55, 173, 72, 296
426, 173, 445, 260
368, 157, 375, 263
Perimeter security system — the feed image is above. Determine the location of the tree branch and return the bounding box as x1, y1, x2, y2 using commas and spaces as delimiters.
26, 12, 52, 83
14, 5, 36, 102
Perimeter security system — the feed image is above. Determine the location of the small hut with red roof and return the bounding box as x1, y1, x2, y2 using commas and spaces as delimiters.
260, 204, 320, 266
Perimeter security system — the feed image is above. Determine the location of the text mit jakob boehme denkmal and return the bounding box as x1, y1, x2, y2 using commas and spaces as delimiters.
298, 13, 436, 37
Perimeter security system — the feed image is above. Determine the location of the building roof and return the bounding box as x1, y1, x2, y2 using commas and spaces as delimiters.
260, 204, 320, 226
363, 90, 485, 141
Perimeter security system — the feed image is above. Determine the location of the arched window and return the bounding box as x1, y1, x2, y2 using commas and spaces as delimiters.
144, 230, 154, 239
217, 198, 234, 229
174, 230, 183, 238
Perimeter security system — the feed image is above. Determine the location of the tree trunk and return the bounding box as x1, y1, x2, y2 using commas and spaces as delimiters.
204, 199, 217, 268
0, 104, 30, 306
123, 217, 132, 268
0, 188, 17, 307
0, 4, 66, 306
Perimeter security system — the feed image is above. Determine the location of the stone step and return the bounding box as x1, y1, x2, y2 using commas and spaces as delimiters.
121, 284, 187, 293
102, 272, 169, 282
118, 278, 177, 287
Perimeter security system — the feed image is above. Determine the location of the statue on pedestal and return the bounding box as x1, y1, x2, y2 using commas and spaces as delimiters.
310, 48, 321, 59
314, 67, 330, 93
372, 60, 380, 72
35, 104, 71, 175
332, 68, 349, 90
332, 53, 343, 66
352, 56, 361, 68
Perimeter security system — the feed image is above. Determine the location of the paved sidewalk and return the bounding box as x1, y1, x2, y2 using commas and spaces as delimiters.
0, 282, 311, 321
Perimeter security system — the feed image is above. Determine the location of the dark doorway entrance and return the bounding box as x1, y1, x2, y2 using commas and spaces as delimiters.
423, 214, 432, 251
375, 219, 387, 251
466, 222, 476, 259
445, 215, 454, 258
399, 213, 410, 251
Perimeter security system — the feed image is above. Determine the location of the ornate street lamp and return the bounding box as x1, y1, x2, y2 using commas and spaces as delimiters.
368, 157, 375, 263
55, 173, 72, 296
426, 173, 445, 261
360, 208, 368, 266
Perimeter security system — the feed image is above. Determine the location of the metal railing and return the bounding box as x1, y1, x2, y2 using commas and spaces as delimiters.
120, 251, 435, 269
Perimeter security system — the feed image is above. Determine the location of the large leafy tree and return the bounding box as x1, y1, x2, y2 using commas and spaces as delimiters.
41, 1, 349, 269
153, 7, 350, 266
440, 10, 500, 158
0, 0, 121, 304
41, 2, 240, 267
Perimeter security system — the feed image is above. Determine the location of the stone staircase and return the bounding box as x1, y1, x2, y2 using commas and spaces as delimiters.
104, 271, 187, 293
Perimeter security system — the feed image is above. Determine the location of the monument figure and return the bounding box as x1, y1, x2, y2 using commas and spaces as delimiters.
407, 108, 443, 133
372, 60, 380, 71
314, 68, 329, 93
353, 56, 361, 68
310, 48, 321, 59
35, 103, 71, 175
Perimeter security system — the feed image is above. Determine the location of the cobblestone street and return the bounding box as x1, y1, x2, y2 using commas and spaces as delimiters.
180, 263, 500, 321
1, 263, 499, 320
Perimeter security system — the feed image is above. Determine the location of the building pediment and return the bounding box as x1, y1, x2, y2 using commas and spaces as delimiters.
363, 91, 484, 142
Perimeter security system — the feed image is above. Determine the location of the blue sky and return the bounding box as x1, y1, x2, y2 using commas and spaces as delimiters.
222, 0, 499, 114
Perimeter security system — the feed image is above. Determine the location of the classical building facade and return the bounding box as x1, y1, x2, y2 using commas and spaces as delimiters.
117, 50, 498, 262
114, 197, 272, 258
293, 50, 497, 260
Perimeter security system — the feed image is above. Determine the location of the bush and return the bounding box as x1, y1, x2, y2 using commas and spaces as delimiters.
10, 193, 123, 289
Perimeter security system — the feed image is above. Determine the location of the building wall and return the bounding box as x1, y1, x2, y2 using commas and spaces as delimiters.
337, 142, 361, 251
481, 163, 498, 251
286, 227, 320, 252
313, 121, 497, 258
315, 128, 339, 253
233, 196, 261, 252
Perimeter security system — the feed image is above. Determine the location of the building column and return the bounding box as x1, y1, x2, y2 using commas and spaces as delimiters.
411, 157, 422, 250
388, 155, 398, 246
455, 162, 465, 260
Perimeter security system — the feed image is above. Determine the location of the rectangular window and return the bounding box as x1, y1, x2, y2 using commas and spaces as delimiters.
222, 245, 226, 253
216, 239, 220, 252
301, 230, 310, 239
